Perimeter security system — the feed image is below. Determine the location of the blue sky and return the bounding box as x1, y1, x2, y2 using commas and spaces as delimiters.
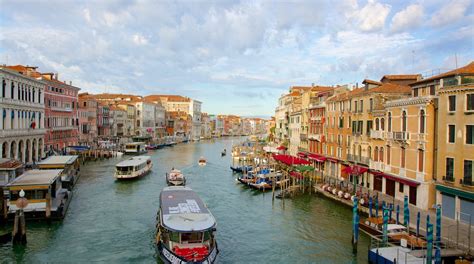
0, 0, 472, 116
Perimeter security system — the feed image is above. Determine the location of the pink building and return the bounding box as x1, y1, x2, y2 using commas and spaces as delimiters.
78, 93, 98, 144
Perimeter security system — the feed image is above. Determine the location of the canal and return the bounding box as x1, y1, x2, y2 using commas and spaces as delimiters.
1, 137, 370, 263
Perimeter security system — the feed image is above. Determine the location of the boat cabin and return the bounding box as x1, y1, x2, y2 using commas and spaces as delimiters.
0, 159, 24, 188
115, 156, 152, 179
124, 142, 147, 155
157, 186, 218, 263
6, 169, 70, 219
37, 155, 80, 190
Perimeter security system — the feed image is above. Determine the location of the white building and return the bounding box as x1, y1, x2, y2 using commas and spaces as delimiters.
189, 99, 202, 141
0, 67, 46, 163
134, 101, 155, 139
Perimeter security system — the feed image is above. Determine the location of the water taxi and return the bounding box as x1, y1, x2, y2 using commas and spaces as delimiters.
114, 156, 152, 179
156, 186, 218, 263
5, 169, 71, 220
37, 155, 80, 190
124, 142, 147, 155
198, 157, 206, 166
166, 169, 186, 186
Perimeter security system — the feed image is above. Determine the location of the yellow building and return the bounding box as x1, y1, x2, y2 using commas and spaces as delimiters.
420, 62, 474, 220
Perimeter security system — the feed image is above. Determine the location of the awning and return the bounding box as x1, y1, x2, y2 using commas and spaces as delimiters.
327, 157, 339, 163
297, 152, 307, 158
272, 154, 311, 166
436, 184, 474, 201
342, 165, 368, 175
294, 165, 315, 172
308, 153, 327, 162
276, 146, 287, 150
290, 171, 303, 179
370, 171, 420, 187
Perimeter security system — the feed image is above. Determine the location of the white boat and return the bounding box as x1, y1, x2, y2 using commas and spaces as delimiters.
114, 156, 152, 179
156, 186, 218, 263
198, 157, 207, 166
124, 142, 147, 155
166, 169, 186, 186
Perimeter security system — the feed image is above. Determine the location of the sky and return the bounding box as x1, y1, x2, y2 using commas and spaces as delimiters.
0, 0, 473, 116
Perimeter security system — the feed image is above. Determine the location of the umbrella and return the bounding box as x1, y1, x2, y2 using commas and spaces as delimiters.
403, 195, 409, 229
368, 196, 373, 218
416, 211, 421, 236
396, 204, 400, 224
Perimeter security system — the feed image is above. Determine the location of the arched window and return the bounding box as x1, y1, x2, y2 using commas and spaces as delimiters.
11, 81, 14, 99
375, 118, 379, 130
402, 111, 407, 132
379, 147, 384, 162
388, 112, 392, 132
420, 110, 425, 133
387, 145, 391, 165
32, 89, 35, 103
1, 79, 5, 97
381, 118, 385, 131
358, 145, 362, 158
374, 147, 379, 161
368, 146, 372, 160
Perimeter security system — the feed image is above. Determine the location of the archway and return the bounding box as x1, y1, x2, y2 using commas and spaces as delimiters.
38, 138, 44, 159
1, 142, 7, 158
25, 139, 31, 163
32, 138, 37, 162
18, 140, 24, 162
10, 141, 16, 160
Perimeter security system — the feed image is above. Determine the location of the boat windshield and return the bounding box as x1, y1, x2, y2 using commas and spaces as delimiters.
116, 166, 133, 175
181, 232, 203, 243
126, 145, 137, 150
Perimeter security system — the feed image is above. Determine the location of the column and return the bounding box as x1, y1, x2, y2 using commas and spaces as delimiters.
27, 140, 33, 163
14, 141, 20, 161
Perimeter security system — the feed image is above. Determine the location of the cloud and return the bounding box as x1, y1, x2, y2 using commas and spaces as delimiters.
430, 0, 471, 27
351, 0, 391, 32
390, 4, 424, 33
132, 34, 148, 45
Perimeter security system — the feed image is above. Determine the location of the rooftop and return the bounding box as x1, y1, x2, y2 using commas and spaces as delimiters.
145, 95, 191, 102
0, 159, 23, 170
412, 61, 474, 85
37, 155, 79, 166
7, 169, 62, 187
116, 156, 151, 167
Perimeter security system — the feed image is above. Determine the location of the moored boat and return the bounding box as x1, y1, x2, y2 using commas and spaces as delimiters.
114, 156, 152, 179
156, 186, 218, 263
124, 142, 147, 155
166, 169, 186, 186
198, 157, 206, 166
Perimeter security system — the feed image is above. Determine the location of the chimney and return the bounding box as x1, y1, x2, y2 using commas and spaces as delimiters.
69, 81, 72, 85
311, 83, 315, 87
55, 73, 59, 80
356, 82, 358, 89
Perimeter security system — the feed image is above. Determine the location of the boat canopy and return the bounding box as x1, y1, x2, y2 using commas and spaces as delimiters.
116, 156, 151, 167
160, 186, 216, 232
38, 155, 79, 166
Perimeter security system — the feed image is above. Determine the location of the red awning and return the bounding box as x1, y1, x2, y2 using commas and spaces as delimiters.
308, 153, 327, 162
371, 172, 420, 187
297, 152, 307, 158
276, 146, 287, 150
327, 157, 339, 163
343, 165, 368, 175
290, 171, 303, 179
272, 154, 311, 166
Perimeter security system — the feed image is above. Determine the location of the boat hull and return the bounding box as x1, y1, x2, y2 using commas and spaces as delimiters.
167, 179, 186, 186
157, 241, 218, 264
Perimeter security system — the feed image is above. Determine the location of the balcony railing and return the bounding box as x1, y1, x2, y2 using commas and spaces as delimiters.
461, 178, 473, 186
369, 160, 383, 171
413, 133, 426, 141
51, 106, 72, 112
52, 126, 76, 131
0, 128, 47, 137
370, 130, 385, 139
388, 131, 410, 141
347, 154, 370, 165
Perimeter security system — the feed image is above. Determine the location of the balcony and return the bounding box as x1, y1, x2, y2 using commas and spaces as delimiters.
347, 154, 370, 165
461, 178, 473, 186
370, 130, 385, 140
52, 126, 76, 131
369, 160, 383, 171
0, 128, 47, 137
51, 106, 72, 112
413, 133, 426, 141
388, 131, 410, 141
300, 133, 307, 141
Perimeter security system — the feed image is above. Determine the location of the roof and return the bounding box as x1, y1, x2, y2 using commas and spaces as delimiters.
0, 159, 23, 170
4, 65, 42, 78
412, 61, 474, 85
145, 95, 191, 102
7, 169, 62, 187
311, 86, 334, 92
116, 156, 151, 167
125, 142, 146, 146
362, 79, 382, 85
160, 186, 216, 232
380, 74, 421, 82
369, 83, 411, 94
37, 155, 79, 166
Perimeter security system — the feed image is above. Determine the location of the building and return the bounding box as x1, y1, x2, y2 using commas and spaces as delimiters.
0, 67, 46, 162
78, 93, 98, 144
425, 62, 474, 220
109, 105, 127, 138
201, 113, 211, 139
97, 102, 110, 139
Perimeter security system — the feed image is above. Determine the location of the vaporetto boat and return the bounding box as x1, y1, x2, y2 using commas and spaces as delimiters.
156, 186, 218, 263
114, 156, 152, 179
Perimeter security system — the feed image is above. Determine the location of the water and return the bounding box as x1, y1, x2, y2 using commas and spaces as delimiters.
1, 138, 369, 263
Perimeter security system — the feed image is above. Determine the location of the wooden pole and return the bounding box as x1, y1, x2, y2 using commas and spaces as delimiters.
45, 193, 51, 221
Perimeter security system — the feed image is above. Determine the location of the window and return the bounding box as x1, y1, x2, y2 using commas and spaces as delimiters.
354, 101, 358, 113
360, 100, 363, 112
375, 118, 379, 130
379, 147, 384, 162
369, 98, 373, 111
430, 85, 435, 95
464, 160, 473, 185
388, 112, 392, 132
381, 118, 385, 131
401, 148, 406, 168
402, 111, 407, 132
418, 150, 424, 172
387, 146, 391, 165
448, 125, 455, 143
11, 81, 14, 99
374, 147, 378, 161
358, 120, 363, 134
339, 117, 344, 128
366, 120, 373, 135
399, 183, 404, 193
420, 110, 425, 133
414, 88, 418, 97
467, 125, 473, 144
467, 94, 474, 111
448, 95, 456, 111
446, 157, 454, 181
